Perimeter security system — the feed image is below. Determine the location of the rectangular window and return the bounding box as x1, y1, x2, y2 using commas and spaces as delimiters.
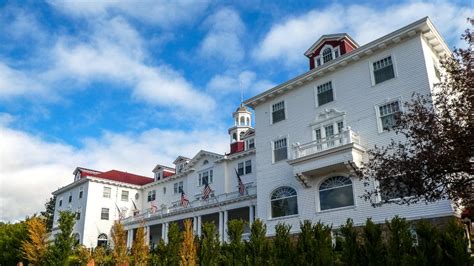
316, 57, 322, 67
198, 170, 213, 186
337, 121, 344, 134
147, 190, 156, 202
174, 181, 184, 194
76, 210, 81, 220
237, 162, 244, 176
334, 47, 340, 58
379, 101, 401, 131
273, 138, 288, 162
79, 189, 83, 199
247, 138, 255, 149
163, 187, 166, 194
317, 81, 334, 106
325, 125, 335, 147
103, 187, 111, 198
101, 208, 109, 220
59, 198, 62, 207
68, 193, 72, 203
373, 56, 395, 84
245, 160, 252, 174
155, 172, 161, 181
272, 101, 285, 123
121, 190, 129, 201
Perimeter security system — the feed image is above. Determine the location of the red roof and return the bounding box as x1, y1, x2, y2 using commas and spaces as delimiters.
90, 170, 154, 186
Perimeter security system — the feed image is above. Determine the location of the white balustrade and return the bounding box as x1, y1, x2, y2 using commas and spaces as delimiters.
293, 129, 360, 159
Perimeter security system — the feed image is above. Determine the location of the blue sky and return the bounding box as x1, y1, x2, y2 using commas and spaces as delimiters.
0, 0, 471, 221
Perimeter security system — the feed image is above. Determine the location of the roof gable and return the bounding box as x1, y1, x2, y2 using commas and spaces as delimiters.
304, 33, 359, 57
173, 156, 191, 165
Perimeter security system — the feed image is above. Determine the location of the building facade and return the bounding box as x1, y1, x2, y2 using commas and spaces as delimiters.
52, 17, 456, 248
244, 16, 453, 235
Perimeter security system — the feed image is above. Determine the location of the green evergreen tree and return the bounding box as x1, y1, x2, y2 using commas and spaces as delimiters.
296, 220, 315, 264
222, 219, 246, 266
150, 239, 167, 266
43, 211, 76, 265
166, 222, 182, 266
414, 220, 442, 266
361, 218, 385, 266
247, 219, 272, 265
439, 219, 471, 266
40, 196, 56, 232
198, 222, 220, 266
339, 218, 360, 266
312, 221, 334, 266
386, 216, 415, 266
273, 223, 294, 266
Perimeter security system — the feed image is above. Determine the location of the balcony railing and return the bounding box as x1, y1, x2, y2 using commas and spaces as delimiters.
122, 184, 257, 224
292, 128, 360, 159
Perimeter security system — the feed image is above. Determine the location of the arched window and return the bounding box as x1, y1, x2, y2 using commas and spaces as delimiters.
240, 116, 245, 125
322, 47, 333, 63
319, 176, 354, 211
97, 233, 108, 247
246, 117, 250, 126
271, 186, 298, 218
203, 160, 209, 165
232, 133, 237, 142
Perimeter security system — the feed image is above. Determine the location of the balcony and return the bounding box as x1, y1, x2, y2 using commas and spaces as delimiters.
122, 184, 257, 225
288, 129, 365, 185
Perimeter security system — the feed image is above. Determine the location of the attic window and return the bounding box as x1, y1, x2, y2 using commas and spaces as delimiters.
322, 48, 333, 63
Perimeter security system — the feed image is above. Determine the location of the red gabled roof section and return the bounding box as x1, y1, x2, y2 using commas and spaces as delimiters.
95, 170, 154, 186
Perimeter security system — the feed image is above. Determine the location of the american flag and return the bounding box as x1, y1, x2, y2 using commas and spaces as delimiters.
202, 178, 213, 200
115, 203, 124, 220
150, 202, 158, 213
131, 199, 140, 216
180, 189, 189, 207
235, 168, 246, 196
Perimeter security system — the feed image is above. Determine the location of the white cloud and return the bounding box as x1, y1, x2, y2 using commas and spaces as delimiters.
199, 8, 245, 63
47, 0, 210, 27
0, 123, 229, 222
254, 1, 472, 66
207, 70, 275, 96
0, 16, 215, 112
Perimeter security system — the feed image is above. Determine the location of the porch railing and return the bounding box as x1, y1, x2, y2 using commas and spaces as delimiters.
292, 128, 360, 159
122, 184, 256, 224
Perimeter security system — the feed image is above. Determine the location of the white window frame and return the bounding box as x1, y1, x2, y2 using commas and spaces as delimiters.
270, 100, 287, 124
272, 135, 289, 163
314, 79, 336, 107
103, 186, 111, 198
315, 174, 357, 213
198, 169, 214, 187
315, 45, 340, 67
174, 181, 184, 194
246, 138, 255, 150
245, 160, 252, 174
147, 190, 156, 202
374, 97, 403, 133
100, 208, 109, 220
369, 53, 398, 86
121, 190, 129, 202
269, 185, 299, 219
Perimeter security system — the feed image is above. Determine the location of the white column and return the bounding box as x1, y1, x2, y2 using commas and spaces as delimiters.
161, 224, 166, 242
249, 205, 255, 228
193, 217, 197, 234
164, 223, 169, 244
145, 226, 150, 246
219, 211, 224, 242
197, 216, 202, 236
223, 210, 229, 243
128, 229, 134, 248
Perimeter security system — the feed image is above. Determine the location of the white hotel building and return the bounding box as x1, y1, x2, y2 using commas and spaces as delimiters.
52, 17, 456, 248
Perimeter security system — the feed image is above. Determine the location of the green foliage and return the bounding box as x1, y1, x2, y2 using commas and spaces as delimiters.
222, 219, 246, 265
312, 222, 334, 266
361, 218, 385, 266
131, 226, 149, 266
339, 218, 360, 266
168, 223, 182, 266
198, 222, 220, 266
247, 219, 272, 265
439, 219, 471, 266
0, 220, 28, 265
414, 220, 442, 265
273, 223, 294, 266
43, 211, 77, 265
296, 220, 315, 264
386, 216, 415, 266
41, 196, 56, 232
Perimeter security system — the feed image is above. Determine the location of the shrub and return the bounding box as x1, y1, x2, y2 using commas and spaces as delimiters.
339, 218, 360, 265
386, 216, 415, 266
361, 218, 385, 266
198, 222, 220, 266
439, 219, 471, 266
247, 219, 272, 265
414, 220, 442, 265
273, 223, 294, 265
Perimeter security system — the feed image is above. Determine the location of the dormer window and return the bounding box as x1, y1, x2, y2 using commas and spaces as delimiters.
322, 47, 333, 63
155, 172, 161, 181
314, 45, 341, 67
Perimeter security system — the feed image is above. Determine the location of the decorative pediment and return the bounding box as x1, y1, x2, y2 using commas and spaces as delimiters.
310, 108, 345, 126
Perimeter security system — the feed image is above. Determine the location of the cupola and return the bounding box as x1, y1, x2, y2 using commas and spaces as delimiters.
304, 33, 359, 70
228, 104, 253, 154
